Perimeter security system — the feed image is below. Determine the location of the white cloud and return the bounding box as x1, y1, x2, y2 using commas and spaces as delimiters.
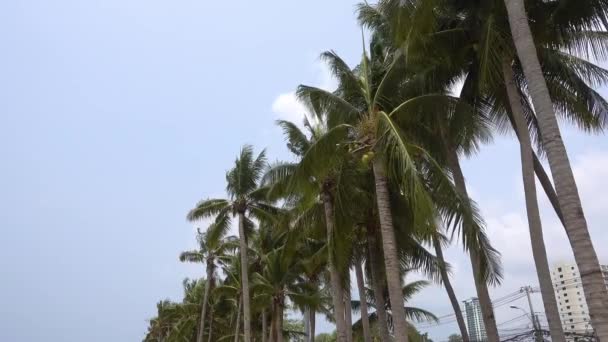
271, 59, 337, 124
271, 92, 309, 124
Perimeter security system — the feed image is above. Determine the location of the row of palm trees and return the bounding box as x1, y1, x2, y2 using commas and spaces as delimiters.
144, 0, 608, 341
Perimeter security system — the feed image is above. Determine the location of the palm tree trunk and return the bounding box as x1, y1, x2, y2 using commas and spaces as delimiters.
304, 308, 310, 342
372, 156, 408, 342
237, 212, 252, 342
533, 154, 566, 227
276, 298, 284, 342
234, 295, 242, 342
269, 303, 276, 342
504, 1, 608, 339
322, 192, 349, 342
445, 147, 500, 342
196, 263, 214, 342
345, 272, 353, 342
355, 260, 373, 342
310, 309, 316, 342
503, 60, 566, 342
367, 224, 391, 342
207, 308, 214, 342
262, 309, 268, 342
432, 235, 469, 342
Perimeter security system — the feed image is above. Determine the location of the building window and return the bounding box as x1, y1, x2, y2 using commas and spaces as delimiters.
560, 275, 564, 278
567, 306, 571, 309
566, 300, 570, 303
563, 287, 567, 290
571, 325, 575, 329
570, 319, 574, 322
569, 313, 572, 316
564, 293, 568, 297
577, 292, 580, 295
558, 267, 563, 272
572, 266, 575, 270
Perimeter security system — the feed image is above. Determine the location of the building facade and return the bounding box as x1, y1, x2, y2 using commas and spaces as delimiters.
464, 297, 487, 342
551, 262, 608, 338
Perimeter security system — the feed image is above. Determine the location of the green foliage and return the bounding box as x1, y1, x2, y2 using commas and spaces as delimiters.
145, 1, 608, 342
448, 334, 463, 342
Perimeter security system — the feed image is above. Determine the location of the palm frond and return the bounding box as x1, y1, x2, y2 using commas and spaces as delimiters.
187, 198, 230, 222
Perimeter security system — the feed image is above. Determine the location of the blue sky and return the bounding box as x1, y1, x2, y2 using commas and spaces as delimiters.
1, 1, 607, 341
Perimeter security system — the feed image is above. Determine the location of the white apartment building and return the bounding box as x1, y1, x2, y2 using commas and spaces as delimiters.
464, 297, 487, 342
551, 262, 608, 338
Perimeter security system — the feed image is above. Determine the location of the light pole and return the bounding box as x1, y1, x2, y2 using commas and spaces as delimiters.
510, 305, 542, 342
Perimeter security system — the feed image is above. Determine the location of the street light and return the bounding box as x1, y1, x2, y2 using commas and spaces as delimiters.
510, 306, 532, 322
510, 306, 541, 342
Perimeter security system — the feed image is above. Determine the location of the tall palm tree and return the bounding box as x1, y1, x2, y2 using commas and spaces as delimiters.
360, 2, 608, 340
187, 145, 278, 342
351, 273, 439, 339
501, 58, 565, 342
179, 227, 237, 342
355, 4, 504, 340
297, 33, 503, 341
263, 118, 357, 342
353, 229, 372, 342
503, 1, 608, 339
431, 233, 469, 342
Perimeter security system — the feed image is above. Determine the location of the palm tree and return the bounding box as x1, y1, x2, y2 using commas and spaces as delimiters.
353, 231, 372, 342
263, 118, 357, 342
504, 1, 608, 339
297, 32, 503, 341
187, 145, 278, 342
359, 2, 608, 340
179, 227, 237, 342
144, 279, 206, 342
351, 274, 439, 339
431, 232, 469, 342
355, 4, 505, 340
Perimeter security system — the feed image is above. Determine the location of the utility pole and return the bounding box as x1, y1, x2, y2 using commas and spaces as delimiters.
522, 286, 542, 342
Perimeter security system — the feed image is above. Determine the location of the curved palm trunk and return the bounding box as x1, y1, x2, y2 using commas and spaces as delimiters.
432, 235, 469, 342
503, 60, 566, 342
309, 309, 316, 342
445, 147, 500, 342
355, 260, 373, 342
262, 309, 268, 342
276, 298, 285, 342
237, 212, 252, 342
322, 192, 348, 342
372, 156, 408, 342
304, 308, 310, 342
504, 1, 608, 339
367, 224, 391, 342
196, 262, 214, 342
345, 272, 353, 342
234, 295, 242, 342
207, 308, 214, 342
269, 304, 277, 342
533, 154, 566, 227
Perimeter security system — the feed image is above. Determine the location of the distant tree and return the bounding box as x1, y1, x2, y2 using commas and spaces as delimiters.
448, 334, 463, 342
283, 319, 305, 342
316, 332, 337, 342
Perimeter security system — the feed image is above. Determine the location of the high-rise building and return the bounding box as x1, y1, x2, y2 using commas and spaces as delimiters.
464, 297, 487, 342
551, 262, 608, 338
